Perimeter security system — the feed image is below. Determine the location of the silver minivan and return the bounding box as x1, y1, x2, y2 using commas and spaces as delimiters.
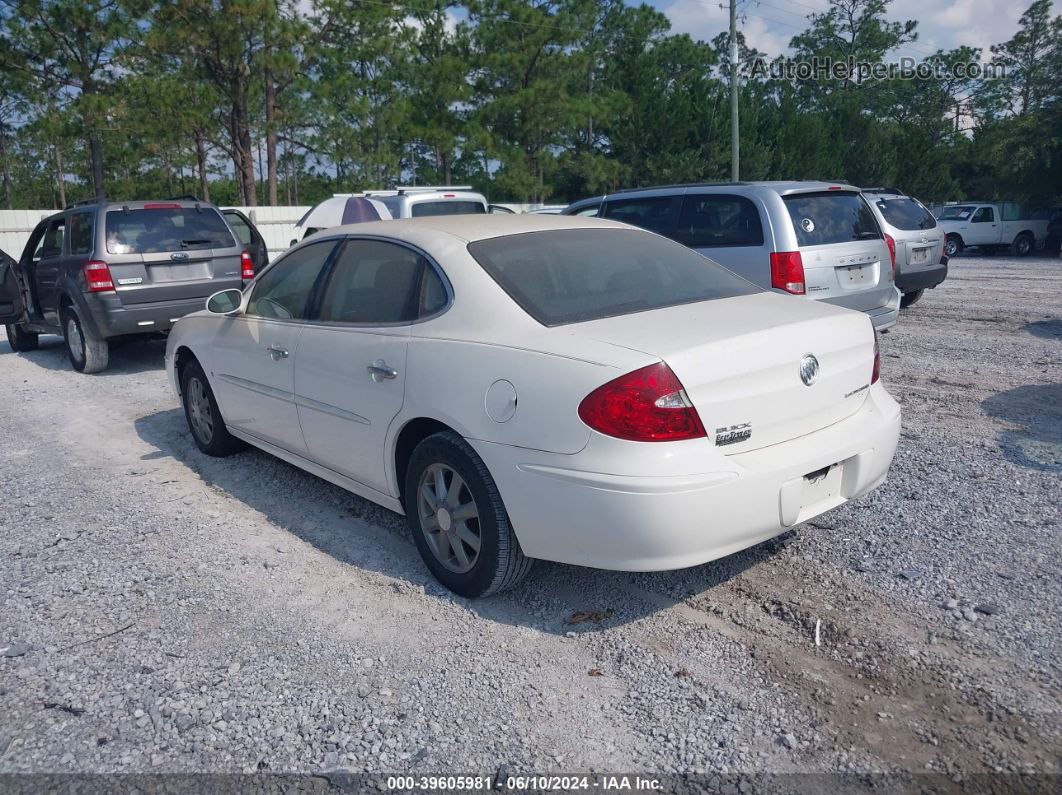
563, 181, 900, 329
365, 186, 488, 218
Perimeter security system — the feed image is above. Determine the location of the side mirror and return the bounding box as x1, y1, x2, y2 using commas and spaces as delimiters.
206, 289, 243, 315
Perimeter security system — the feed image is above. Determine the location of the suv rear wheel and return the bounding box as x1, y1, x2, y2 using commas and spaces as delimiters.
944, 234, 963, 258
1013, 233, 1034, 257
62, 305, 109, 373
900, 289, 924, 308
5, 322, 38, 352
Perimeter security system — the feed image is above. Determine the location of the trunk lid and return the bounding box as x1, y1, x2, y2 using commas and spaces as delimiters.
108, 249, 243, 305
574, 293, 876, 454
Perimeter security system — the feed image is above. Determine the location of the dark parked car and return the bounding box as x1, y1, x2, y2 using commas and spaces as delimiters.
0, 198, 258, 373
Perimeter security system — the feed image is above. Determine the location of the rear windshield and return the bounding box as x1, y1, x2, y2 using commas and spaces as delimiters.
411, 200, 486, 218
784, 192, 880, 247
937, 205, 974, 221
105, 208, 235, 254
467, 228, 760, 327
874, 197, 937, 231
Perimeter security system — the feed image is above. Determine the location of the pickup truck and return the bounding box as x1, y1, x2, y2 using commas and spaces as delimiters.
936, 202, 1049, 257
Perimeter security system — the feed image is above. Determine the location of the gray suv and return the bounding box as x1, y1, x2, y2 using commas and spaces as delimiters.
0, 198, 253, 373
862, 188, 947, 308
563, 181, 901, 329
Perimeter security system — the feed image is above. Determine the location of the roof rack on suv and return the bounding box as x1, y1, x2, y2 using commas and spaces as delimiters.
168, 194, 203, 202
861, 187, 906, 196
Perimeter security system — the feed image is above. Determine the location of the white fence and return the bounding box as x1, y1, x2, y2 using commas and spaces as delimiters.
0, 203, 549, 262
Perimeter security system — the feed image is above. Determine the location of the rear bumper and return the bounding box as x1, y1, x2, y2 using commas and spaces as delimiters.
85, 294, 209, 338
473, 383, 901, 571
821, 287, 900, 331
897, 261, 948, 293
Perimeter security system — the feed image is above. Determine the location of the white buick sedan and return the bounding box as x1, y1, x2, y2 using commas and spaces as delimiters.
166, 215, 900, 597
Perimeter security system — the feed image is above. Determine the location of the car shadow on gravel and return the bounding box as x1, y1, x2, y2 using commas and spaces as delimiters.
981, 384, 1062, 473
1023, 319, 1062, 340
133, 406, 779, 631
2, 335, 167, 375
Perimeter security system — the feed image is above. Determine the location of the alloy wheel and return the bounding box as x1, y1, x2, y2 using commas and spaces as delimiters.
416, 463, 482, 574
66, 317, 85, 365
186, 376, 214, 444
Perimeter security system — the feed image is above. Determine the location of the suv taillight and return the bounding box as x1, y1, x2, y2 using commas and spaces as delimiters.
240, 250, 255, 280
884, 233, 896, 280
578, 362, 706, 442
84, 260, 114, 292
770, 251, 805, 294
871, 334, 881, 384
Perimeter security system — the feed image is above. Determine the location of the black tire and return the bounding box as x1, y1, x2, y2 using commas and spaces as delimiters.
944, 235, 963, 258
1013, 233, 1034, 257
900, 289, 924, 308
179, 359, 246, 456
5, 322, 38, 352
62, 305, 109, 373
404, 431, 533, 598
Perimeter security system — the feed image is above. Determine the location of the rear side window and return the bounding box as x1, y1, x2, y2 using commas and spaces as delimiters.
784, 192, 880, 247
674, 195, 763, 248
410, 201, 486, 218
468, 228, 759, 327
316, 240, 440, 324
246, 240, 336, 320
226, 212, 253, 245
105, 208, 235, 254
873, 198, 936, 231
601, 196, 677, 235
69, 212, 95, 255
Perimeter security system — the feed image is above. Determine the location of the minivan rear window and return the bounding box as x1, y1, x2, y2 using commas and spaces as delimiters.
468, 228, 759, 327
874, 197, 937, 231
784, 192, 880, 247
105, 208, 235, 254
411, 201, 486, 218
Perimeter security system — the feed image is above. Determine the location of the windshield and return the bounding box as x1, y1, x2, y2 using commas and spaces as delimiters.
467, 228, 760, 327
106, 208, 235, 254
783, 192, 881, 246
938, 206, 975, 221
875, 198, 937, 231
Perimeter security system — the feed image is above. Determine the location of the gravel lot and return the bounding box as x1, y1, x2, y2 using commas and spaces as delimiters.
1, 255, 1059, 787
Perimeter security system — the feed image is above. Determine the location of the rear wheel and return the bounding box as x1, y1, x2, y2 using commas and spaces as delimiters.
1013, 233, 1034, 257
5, 322, 38, 352
404, 431, 532, 598
900, 289, 924, 308
944, 235, 963, 258
62, 306, 109, 373
180, 359, 246, 456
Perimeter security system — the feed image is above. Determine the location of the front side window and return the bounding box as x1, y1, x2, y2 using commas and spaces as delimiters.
246, 240, 337, 320
316, 240, 440, 324
601, 196, 678, 235
674, 195, 764, 248
105, 208, 235, 254
873, 198, 937, 231
69, 212, 95, 255
784, 192, 880, 247
468, 228, 759, 327
972, 207, 994, 223
410, 200, 487, 218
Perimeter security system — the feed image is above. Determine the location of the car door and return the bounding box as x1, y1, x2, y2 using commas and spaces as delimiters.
223, 209, 269, 272
967, 206, 997, 245
295, 238, 447, 495
0, 248, 27, 325
32, 216, 66, 322
210, 239, 339, 455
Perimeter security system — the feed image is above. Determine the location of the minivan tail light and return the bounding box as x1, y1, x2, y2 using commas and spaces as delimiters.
240, 250, 255, 280
871, 334, 881, 384
770, 251, 805, 295
83, 260, 114, 292
884, 233, 896, 280
578, 362, 706, 442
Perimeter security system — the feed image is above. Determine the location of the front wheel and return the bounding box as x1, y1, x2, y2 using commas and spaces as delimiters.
404, 431, 533, 598
62, 306, 109, 373
180, 359, 246, 456
1013, 234, 1034, 257
944, 235, 963, 258
900, 289, 924, 308
5, 323, 38, 352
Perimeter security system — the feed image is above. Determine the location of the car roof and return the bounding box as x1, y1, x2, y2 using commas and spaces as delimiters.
305, 213, 632, 244
571, 181, 859, 204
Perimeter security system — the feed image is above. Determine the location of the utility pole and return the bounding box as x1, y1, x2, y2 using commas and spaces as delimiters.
729, 0, 740, 182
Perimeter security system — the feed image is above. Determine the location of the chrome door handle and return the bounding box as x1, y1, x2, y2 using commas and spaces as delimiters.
266, 344, 289, 360
367, 360, 398, 381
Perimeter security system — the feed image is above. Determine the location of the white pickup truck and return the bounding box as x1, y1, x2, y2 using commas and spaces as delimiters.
936, 202, 1049, 257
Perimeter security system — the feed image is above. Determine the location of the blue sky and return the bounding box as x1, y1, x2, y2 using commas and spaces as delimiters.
641, 0, 1057, 60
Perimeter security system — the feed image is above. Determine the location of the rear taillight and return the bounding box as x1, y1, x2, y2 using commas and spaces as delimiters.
578, 362, 706, 442
871, 334, 881, 384
770, 251, 805, 295
884, 233, 896, 280
83, 260, 114, 292
240, 250, 255, 280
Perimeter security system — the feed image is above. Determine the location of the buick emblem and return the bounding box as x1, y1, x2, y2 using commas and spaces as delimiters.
170, 251, 190, 261
799, 354, 820, 386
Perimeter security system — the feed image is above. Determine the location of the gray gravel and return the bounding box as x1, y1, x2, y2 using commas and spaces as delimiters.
0, 255, 1059, 780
